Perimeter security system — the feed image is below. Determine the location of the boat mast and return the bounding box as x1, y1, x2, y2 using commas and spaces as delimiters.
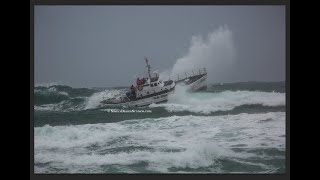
145, 57, 152, 79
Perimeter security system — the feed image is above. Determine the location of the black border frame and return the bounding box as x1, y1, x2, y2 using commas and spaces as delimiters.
30, 1, 290, 180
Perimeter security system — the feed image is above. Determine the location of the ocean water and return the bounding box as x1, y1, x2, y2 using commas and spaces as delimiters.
34, 82, 286, 174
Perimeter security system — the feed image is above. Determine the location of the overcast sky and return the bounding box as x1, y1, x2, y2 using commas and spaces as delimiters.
35, 6, 285, 88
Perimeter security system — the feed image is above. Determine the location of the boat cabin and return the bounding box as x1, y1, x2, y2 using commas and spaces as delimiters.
125, 58, 174, 100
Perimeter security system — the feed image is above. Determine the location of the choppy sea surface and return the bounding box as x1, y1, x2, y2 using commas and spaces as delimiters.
34, 81, 286, 174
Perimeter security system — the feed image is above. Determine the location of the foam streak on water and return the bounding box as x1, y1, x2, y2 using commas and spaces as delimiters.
35, 112, 285, 173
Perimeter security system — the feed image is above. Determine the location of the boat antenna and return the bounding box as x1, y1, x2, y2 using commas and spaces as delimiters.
145, 57, 152, 79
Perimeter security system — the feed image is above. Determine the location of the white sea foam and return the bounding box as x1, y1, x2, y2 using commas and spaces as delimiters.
149, 85, 285, 114
35, 82, 63, 87
84, 89, 124, 109
34, 104, 62, 111
35, 112, 285, 173
35, 86, 69, 96
34, 98, 86, 112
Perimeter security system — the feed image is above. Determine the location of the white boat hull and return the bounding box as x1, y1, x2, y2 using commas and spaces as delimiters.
189, 74, 207, 91
127, 90, 174, 107
100, 89, 174, 107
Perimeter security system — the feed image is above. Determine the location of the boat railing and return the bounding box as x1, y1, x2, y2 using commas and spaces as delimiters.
174, 67, 207, 82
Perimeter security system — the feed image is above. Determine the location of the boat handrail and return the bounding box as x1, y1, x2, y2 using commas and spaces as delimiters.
175, 68, 207, 81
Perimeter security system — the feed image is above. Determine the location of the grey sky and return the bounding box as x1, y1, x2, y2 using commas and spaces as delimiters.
35, 6, 285, 88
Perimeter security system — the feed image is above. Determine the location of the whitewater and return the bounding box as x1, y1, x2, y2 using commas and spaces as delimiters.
34, 82, 286, 173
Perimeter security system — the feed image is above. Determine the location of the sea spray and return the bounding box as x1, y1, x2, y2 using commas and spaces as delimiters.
167, 26, 236, 83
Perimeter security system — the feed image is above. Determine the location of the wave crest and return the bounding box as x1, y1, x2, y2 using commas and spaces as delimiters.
150, 85, 285, 114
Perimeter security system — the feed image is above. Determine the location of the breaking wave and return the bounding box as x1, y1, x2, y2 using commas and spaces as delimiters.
34, 85, 101, 111
149, 85, 285, 114
35, 112, 285, 173
84, 89, 125, 110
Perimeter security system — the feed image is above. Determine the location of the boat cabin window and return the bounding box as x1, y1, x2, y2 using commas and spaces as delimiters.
154, 83, 157, 86
150, 84, 153, 87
